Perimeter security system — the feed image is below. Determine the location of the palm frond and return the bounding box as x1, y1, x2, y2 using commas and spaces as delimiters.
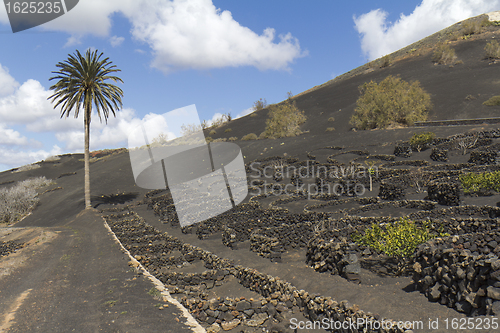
48, 49, 124, 124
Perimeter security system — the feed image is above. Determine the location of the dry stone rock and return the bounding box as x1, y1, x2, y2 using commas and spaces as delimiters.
221, 319, 240, 331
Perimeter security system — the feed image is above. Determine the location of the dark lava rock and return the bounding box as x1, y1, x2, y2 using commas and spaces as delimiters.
394, 143, 412, 158
426, 183, 460, 206
430, 148, 448, 162
468, 151, 497, 165
379, 182, 405, 201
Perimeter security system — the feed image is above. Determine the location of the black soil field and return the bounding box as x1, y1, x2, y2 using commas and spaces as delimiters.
2, 13, 500, 333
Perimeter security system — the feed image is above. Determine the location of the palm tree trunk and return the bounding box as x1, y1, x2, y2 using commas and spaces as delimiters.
84, 108, 91, 209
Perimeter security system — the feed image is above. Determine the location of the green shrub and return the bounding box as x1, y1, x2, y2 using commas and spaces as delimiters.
350, 75, 431, 130
432, 44, 457, 65
228, 137, 238, 141
326, 127, 335, 132
253, 98, 268, 111
484, 95, 500, 106
242, 133, 258, 141
205, 136, 213, 143
462, 20, 482, 36
262, 99, 307, 138
224, 128, 232, 133
485, 40, 500, 59
409, 132, 436, 152
380, 55, 391, 68
352, 218, 446, 259
328, 117, 335, 122
209, 129, 217, 135
460, 171, 500, 194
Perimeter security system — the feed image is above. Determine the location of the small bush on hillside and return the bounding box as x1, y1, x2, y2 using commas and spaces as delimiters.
352, 218, 447, 259
242, 133, 258, 141
462, 20, 482, 36
224, 128, 232, 133
44, 155, 61, 162
13, 163, 41, 173
350, 75, 431, 130
210, 114, 231, 128
483, 95, 500, 106
181, 123, 203, 136
432, 44, 457, 65
380, 55, 392, 68
228, 137, 238, 142
485, 40, 500, 59
328, 117, 335, 122
253, 98, 268, 111
262, 100, 307, 138
209, 129, 217, 135
181, 113, 231, 136
0, 177, 53, 224
326, 127, 335, 132
410, 132, 436, 152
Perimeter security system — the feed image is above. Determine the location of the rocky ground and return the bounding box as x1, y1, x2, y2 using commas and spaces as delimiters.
86, 127, 500, 333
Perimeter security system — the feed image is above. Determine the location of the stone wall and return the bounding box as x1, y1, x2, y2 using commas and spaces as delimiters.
412, 232, 500, 316
104, 210, 409, 332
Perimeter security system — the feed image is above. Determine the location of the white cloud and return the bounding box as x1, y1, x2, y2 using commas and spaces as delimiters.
0, 64, 19, 97
0, 79, 55, 124
0, 124, 29, 146
0, 145, 62, 170
129, 0, 305, 72
354, 0, 500, 60
39, 0, 138, 37
63, 34, 83, 48
4, 0, 305, 73
110, 35, 125, 47
235, 107, 254, 119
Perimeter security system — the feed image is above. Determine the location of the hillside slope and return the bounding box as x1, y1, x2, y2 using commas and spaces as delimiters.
208, 13, 500, 142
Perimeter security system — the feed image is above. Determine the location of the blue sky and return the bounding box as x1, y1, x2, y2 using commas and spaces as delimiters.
0, 0, 499, 171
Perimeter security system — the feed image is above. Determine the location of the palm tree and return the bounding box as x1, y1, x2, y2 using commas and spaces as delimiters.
48, 49, 124, 209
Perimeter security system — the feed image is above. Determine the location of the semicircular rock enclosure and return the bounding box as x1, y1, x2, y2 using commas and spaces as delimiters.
102, 129, 500, 333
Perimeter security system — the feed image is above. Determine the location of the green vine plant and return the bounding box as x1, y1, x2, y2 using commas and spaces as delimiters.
352, 217, 449, 274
